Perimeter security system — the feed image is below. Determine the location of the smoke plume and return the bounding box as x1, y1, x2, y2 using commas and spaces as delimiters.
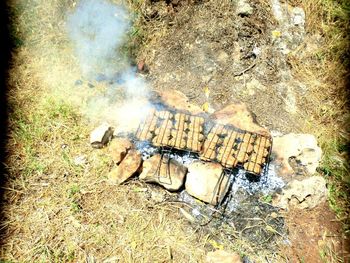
67, 0, 129, 78
67, 0, 151, 133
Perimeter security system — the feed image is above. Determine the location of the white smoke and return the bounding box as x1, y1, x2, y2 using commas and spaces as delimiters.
67, 0, 152, 133
67, 0, 130, 78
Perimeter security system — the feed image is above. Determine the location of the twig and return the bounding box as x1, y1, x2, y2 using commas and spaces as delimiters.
241, 217, 265, 221
233, 62, 256, 76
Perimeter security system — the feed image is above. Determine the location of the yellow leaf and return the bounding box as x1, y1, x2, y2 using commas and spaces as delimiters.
203, 86, 210, 98
271, 30, 281, 38
202, 102, 209, 112
208, 239, 224, 250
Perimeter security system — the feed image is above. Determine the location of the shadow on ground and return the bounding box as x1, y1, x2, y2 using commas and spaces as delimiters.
0, 0, 11, 255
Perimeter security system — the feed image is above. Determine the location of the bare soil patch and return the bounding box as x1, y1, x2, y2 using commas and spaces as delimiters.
139, 0, 306, 133
282, 202, 349, 262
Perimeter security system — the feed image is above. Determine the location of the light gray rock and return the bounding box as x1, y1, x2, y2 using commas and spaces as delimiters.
292, 7, 305, 26
270, 0, 306, 53
139, 154, 187, 191
272, 133, 322, 177
273, 176, 328, 209
90, 122, 114, 148
236, 0, 253, 16
296, 148, 322, 173
185, 161, 228, 205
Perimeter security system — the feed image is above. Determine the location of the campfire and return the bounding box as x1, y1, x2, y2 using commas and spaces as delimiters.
90, 94, 274, 208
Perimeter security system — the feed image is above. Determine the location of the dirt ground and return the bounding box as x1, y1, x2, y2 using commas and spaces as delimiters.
139, 0, 308, 133
282, 202, 350, 262
136, 0, 349, 261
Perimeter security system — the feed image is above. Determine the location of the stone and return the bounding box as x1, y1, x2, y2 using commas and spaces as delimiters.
185, 161, 228, 205
90, 122, 114, 148
108, 150, 142, 185
155, 90, 204, 115
296, 148, 322, 173
206, 250, 242, 263
236, 0, 253, 16
210, 103, 270, 136
108, 137, 133, 164
273, 176, 328, 209
271, 133, 322, 177
292, 7, 305, 26
139, 154, 187, 191
137, 60, 147, 73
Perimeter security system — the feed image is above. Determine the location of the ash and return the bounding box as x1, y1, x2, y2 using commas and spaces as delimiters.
231, 163, 284, 196
223, 164, 284, 213
178, 165, 287, 250
134, 141, 159, 159
178, 190, 217, 220
167, 152, 198, 165
135, 141, 198, 165
179, 164, 285, 216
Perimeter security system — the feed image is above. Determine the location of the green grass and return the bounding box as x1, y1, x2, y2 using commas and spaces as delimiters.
260, 195, 273, 204
5, 90, 91, 199
68, 184, 82, 213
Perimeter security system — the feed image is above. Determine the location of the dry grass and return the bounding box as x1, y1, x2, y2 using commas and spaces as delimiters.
2, 91, 276, 261
287, 0, 350, 233
4, 65, 211, 261
2, 0, 283, 262
2, 0, 350, 262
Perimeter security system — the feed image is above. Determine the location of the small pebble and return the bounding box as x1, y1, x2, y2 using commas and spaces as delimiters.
270, 212, 278, 219
61, 144, 68, 149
